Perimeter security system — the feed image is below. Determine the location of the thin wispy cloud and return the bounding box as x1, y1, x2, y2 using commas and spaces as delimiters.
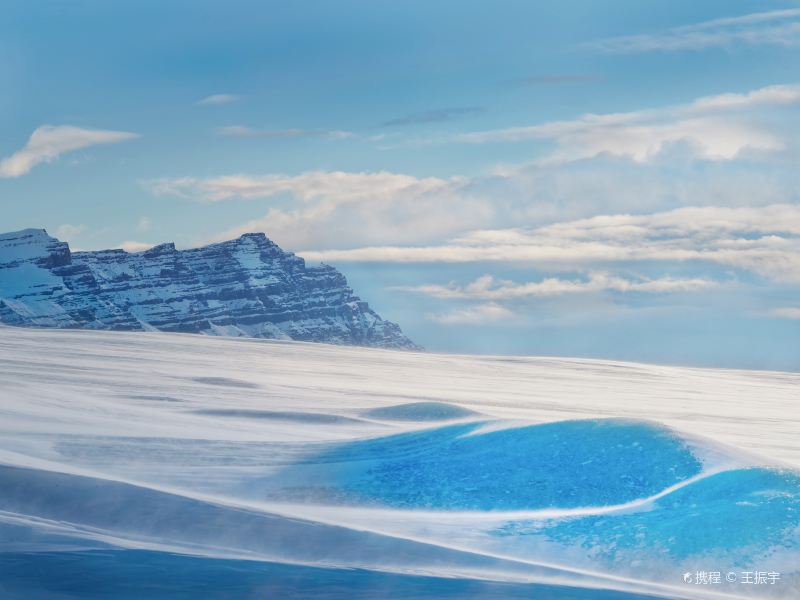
300, 203, 800, 284
146, 170, 488, 249
510, 75, 601, 86
415, 273, 717, 328
452, 83, 800, 164
770, 307, 800, 319
589, 8, 800, 53
146, 170, 458, 203
427, 302, 514, 325
196, 94, 239, 106
0, 125, 139, 178
55, 223, 87, 241
399, 273, 717, 300
383, 107, 484, 127
216, 126, 352, 140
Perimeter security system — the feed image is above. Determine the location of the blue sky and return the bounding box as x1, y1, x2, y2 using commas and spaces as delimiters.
2, 0, 800, 369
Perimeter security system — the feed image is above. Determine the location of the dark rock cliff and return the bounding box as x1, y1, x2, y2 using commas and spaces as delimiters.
0, 229, 419, 349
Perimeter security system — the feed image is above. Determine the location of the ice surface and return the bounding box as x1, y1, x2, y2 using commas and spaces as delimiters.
537, 467, 800, 563
0, 326, 799, 599
0, 550, 666, 600
264, 419, 702, 510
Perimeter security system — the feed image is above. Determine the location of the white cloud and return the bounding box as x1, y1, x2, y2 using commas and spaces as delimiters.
486, 159, 800, 232
452, 83, 800, 164
770, 307, 800, 320
196, 94, 239, 106
589, 8, 800, 53
411, 273, 719, 330
300, 203, 800, 283
55, 223, 87, 241
146, 171, 456, 203
427, 302, 514, 325
0, 125, 139, 178
400, 273, 718, 300
216, 126, 353, 140
529, 203, 800, 238
687, 84, 800, 111
118, 241, 154, 253
157, 84, 800, 265
216, 126, 306, 138
548, 117, 781, 164
147, 170, 488, 249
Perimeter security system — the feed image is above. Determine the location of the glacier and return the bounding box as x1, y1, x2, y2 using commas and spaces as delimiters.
0, 326, 799, 599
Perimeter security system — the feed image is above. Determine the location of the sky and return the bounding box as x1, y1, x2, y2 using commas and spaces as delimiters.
2, 0, 799, 369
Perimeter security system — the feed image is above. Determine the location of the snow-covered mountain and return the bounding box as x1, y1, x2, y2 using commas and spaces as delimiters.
0, 228, 418, 349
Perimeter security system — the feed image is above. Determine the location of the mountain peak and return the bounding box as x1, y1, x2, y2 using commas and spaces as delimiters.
143, 242, 177, 256
0, 229, 419, 350
0, 228, 54, 244
230, 232, 276, 249
0, 228, 70, 268
237, 232, 269, 241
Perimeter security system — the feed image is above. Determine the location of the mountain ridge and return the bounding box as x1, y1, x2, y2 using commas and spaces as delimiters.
0, 228, 419, 350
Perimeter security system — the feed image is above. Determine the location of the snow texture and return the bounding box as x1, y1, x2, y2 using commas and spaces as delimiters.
0, 326, 798, 599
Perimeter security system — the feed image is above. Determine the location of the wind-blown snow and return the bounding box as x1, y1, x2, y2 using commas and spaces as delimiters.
0, 326, 798, 599
362, 401, 481, 421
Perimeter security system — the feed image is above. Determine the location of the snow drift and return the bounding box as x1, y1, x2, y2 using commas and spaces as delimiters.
0, 326, 798, 599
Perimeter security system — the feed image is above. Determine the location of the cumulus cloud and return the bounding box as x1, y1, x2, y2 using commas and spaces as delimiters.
452, 83, 800, 163
588, 8, 800, 53
427, 302, 514, 325
196, 94, 239, 106
55, 224, 87, 241
399, 273, 718, 300
300, 203, 800, 283
0, 125, 139, 178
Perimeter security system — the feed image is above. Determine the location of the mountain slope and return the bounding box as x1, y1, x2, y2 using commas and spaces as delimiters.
0, 228, 418, 349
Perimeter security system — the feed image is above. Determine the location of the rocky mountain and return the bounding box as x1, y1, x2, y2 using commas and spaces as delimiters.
0, 229, 419, 349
